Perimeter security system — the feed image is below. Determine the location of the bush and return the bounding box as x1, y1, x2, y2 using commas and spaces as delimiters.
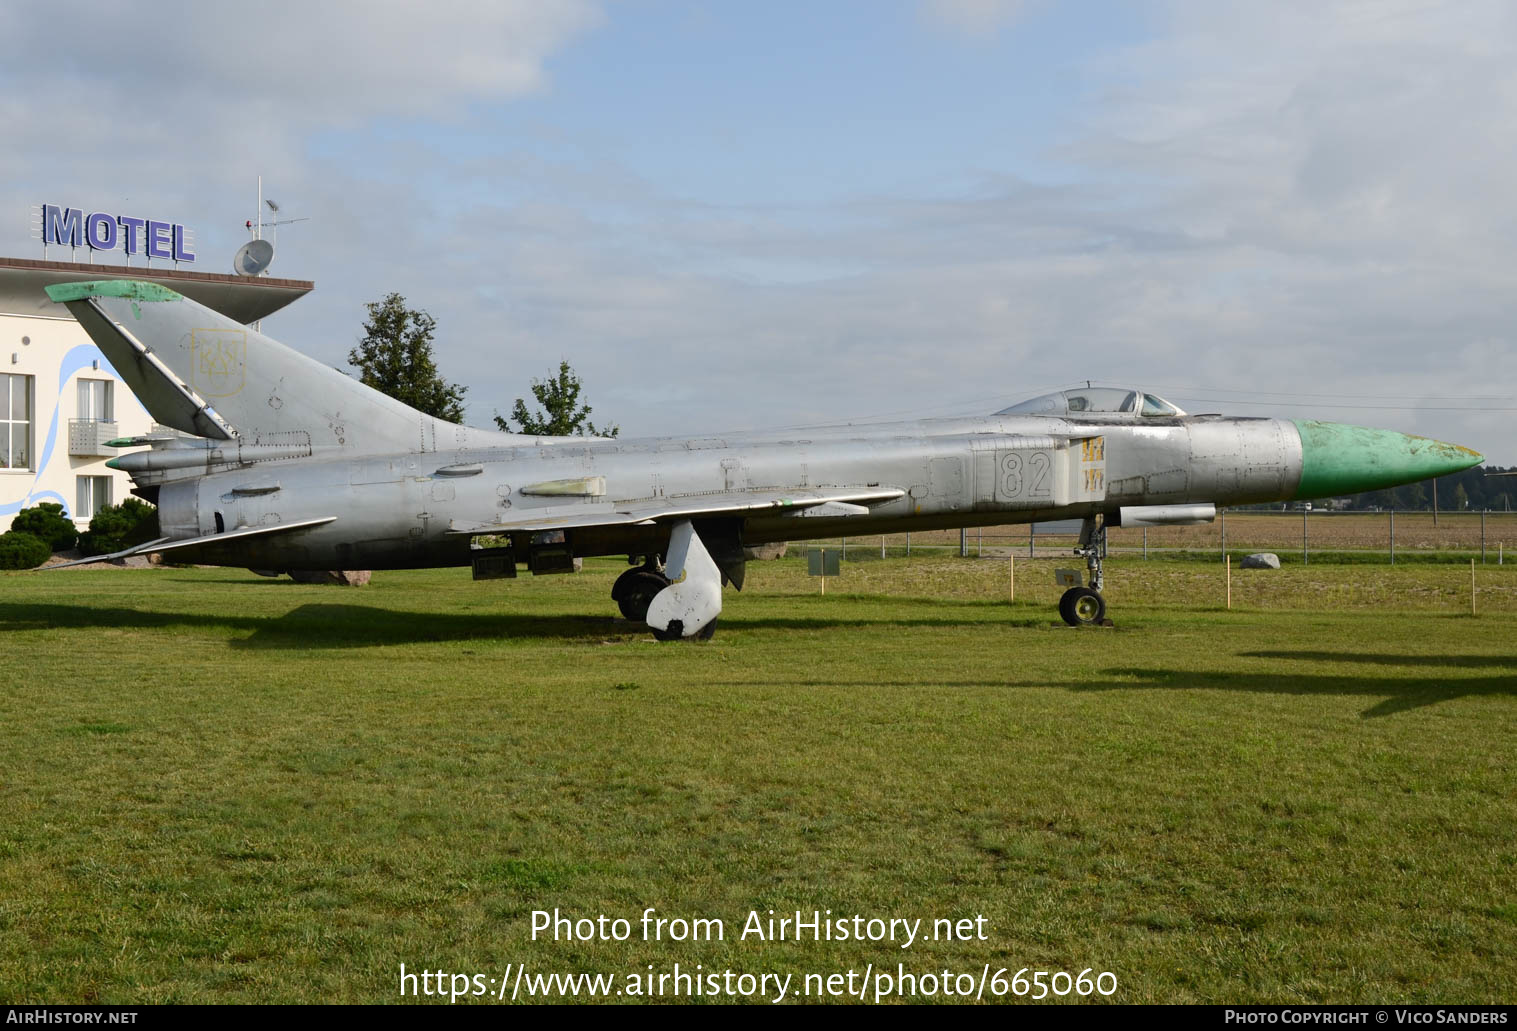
78, 498, 159, 557
0, 531, 52, 570
10, 502, 78, 551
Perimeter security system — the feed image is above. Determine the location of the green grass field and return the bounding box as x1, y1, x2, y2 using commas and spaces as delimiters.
1, 557, 1514, 1004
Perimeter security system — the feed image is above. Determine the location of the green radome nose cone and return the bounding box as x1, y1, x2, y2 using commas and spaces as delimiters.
1293, 421, 1483, 500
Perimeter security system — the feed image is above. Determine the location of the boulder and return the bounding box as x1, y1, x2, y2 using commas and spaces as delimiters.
1240, 553, 1281, 570
288, 570, 373, 586
743, 543, 788, 561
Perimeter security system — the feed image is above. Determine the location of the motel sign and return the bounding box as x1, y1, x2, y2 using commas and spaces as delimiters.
36, 203, 195, 263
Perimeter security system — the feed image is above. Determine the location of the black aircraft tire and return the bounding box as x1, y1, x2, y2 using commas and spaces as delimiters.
1058, 587, 1106, 627
615, 570, 669, 622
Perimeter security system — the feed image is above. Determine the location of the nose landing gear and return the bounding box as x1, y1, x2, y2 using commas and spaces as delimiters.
1058, 515, 1113, 627
1058, 586, 1106, 626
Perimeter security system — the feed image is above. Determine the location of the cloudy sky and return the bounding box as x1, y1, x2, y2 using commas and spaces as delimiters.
3, 0, 1514, 461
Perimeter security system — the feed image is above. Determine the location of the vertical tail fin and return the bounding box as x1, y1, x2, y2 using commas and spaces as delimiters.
47, 280, 524, 454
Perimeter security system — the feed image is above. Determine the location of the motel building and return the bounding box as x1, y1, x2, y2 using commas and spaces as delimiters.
0, 232, 312, 532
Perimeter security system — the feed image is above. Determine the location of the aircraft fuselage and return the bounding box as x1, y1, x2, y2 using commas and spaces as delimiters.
155, 412, 1306, 570
46, 280, 1484, 633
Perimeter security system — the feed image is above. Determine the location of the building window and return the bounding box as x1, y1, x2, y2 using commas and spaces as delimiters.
78, 379, 113, 422
1, 373, 32, 470
76, 476, 112, 520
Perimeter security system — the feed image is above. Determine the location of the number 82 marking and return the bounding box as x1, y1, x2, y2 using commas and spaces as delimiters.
999, 451, 1051, 499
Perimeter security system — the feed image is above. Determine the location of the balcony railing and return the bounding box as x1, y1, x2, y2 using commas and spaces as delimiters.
68, 419, 119, 458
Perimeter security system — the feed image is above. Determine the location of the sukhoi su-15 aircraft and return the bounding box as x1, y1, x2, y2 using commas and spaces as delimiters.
47, 280, 1483, 638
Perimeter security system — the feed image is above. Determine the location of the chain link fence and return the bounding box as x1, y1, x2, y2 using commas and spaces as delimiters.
803, 511, 1517, 565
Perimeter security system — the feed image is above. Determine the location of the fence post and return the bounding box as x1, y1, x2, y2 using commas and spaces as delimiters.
1303, 509, 1309, 565
1389, 510, 1395, 565
880, 536, 886, 560
1481, 510, 1486, 564
978, 526, 983, 558
1221, 510, 1227, 563
842, 537, 847, 561
1143, 526, 1148, 560
1029, 523, 1035, 558
905, 532, 911, 557
959, 528, 967, 558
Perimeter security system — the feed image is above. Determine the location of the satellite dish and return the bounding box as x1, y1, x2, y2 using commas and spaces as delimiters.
233, 238, 274, 276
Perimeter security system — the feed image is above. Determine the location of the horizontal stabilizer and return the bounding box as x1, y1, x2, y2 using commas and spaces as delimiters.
448, 487, 906, 535
46, 537, 175, 569
46, 516, 337, 569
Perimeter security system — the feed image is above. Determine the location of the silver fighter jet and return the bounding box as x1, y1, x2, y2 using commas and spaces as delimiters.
47, 280, 1484, 637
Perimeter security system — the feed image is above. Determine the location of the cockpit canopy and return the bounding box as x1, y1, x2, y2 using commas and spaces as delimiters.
996, 387, 1186, 419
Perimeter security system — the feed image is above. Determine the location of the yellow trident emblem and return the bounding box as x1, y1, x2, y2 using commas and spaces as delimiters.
190, 330, 246, 397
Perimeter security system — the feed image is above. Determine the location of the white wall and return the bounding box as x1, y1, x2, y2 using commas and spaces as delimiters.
0, 311, 153, 532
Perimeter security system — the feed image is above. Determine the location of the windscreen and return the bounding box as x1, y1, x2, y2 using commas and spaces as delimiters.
997, 388, 1185, 418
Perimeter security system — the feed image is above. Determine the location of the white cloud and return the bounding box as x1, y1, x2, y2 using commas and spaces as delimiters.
1043, 0, 1517, 453
1, 0, 1512, 462
0, 0, 607, 407
0, 1, 604, 225
0, 1, 601, 124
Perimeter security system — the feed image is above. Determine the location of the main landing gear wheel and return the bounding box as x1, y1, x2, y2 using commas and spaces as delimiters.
613, 568, 669, 622
1059, 586, 1106, 627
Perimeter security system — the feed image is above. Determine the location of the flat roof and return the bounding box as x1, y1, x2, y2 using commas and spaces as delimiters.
0, 256, 313, 324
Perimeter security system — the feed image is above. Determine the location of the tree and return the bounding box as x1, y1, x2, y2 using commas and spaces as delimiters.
495, 360, 619, 437
11, 502, 77, 551
77, 498, 158, 557
348, 293, 467, 423
0, 532, 51, 570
